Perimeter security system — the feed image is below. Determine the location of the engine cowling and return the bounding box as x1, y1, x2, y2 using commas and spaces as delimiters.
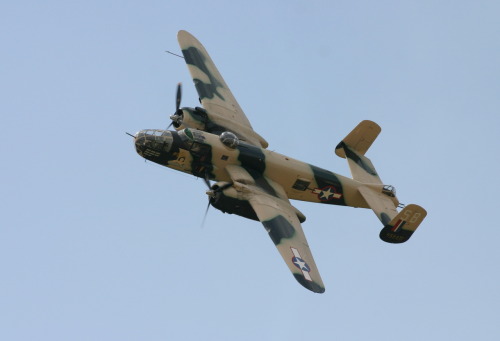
208, 182, 259, 221
172, 107, 207, 131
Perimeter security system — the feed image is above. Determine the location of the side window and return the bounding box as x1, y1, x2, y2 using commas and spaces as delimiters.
292, 178, 311, 191
190, 142, 210, 155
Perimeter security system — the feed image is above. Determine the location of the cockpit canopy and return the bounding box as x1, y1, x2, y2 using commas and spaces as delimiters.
135, 129, 169, 138
220, 131, 239, 149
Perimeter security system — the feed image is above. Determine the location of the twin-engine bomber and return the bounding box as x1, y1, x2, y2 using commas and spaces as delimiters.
131, 30, 427, 293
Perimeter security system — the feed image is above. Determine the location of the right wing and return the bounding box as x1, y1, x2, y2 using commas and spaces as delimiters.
248, 189, 326, 293
177, 30, 268, 148
225, 165, 325, 293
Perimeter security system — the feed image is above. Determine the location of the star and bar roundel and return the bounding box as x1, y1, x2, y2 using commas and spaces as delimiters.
312, 185, 342, 202
291, 247, 312, 281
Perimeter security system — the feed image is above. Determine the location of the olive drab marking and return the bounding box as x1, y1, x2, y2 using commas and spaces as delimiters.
291, 248, 312, 281
309, 165, 347, 206
312, 186, 343, 201
182, 46, 225, 101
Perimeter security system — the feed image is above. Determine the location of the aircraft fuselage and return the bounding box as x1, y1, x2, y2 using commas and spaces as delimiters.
134, 128, 381, 209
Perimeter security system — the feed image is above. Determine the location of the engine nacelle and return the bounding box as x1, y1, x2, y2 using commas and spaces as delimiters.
208, 182, 259, 221
173, 107, 207, 131
208, 182, 306, 223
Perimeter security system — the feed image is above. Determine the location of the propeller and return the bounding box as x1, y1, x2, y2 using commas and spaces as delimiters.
168, 82, 183, 129
201, 173, 212, 228
201, 174, 233, 228
205, 182, 232, 202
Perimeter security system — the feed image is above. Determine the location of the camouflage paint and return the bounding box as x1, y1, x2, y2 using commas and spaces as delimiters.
338, 141, 378, 176
182, 46, 225, 101
293, 274, 325, 293
309, 165, 347, 206
237, 142, 266, 175
262, 215, 296, 245
379, 226, 414, 243
210, 192, 259, 221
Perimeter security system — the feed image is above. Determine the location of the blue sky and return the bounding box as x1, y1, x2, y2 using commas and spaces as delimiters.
2, 1, 500, 340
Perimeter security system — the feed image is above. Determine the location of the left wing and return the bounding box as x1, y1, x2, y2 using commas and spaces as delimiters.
225, 165, 325, 293
178, 30, 268, 148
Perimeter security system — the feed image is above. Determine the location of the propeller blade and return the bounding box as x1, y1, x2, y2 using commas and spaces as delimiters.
168, 82, 183, 130
203, 172, 211, 189
201, 200, 211, 229
201, 182, 233, 228
175, 82, 182, 112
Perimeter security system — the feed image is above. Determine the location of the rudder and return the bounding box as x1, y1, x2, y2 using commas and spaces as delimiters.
379, 204, 427, 243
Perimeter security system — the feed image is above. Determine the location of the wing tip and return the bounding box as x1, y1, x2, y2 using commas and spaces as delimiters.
293, 274, 325, 294
177, 29, 189, 37
177, 30, 200, 45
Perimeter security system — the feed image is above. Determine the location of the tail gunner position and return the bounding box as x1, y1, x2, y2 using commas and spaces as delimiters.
131, 30, 427, 293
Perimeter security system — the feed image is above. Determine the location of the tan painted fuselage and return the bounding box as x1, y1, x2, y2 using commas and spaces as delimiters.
165, 129, 382, 209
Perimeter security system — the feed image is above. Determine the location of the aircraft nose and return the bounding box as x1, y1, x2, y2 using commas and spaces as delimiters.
134, 130, 154, 157
133, 129, 174, 159
134, 133, 146, 156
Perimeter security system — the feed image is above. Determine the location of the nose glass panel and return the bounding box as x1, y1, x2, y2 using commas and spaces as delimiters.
135, 130, 173, 156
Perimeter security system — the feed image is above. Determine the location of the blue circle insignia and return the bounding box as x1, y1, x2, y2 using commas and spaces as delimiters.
292, 257, 311, 272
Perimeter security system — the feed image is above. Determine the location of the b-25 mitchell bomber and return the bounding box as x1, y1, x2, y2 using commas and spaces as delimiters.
131, 30, 427, 293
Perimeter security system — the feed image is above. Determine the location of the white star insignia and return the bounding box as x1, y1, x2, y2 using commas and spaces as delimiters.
293, 258, 307, 271
320, 187, 334, 200
313, 186, 342, 201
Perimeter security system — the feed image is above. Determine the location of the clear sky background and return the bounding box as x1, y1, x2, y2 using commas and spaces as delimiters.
2, 1, 499, 340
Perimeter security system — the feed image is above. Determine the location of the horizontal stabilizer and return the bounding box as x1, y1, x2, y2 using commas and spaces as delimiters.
335, 120, 381, 158
335, 120, 382, 184
379, 204, 427, 244
341, 143, 383, 184
358, 186, 399, 223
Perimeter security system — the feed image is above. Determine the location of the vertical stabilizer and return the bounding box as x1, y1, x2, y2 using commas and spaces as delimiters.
335, 120, 382, 184
379, 204, 427, 243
